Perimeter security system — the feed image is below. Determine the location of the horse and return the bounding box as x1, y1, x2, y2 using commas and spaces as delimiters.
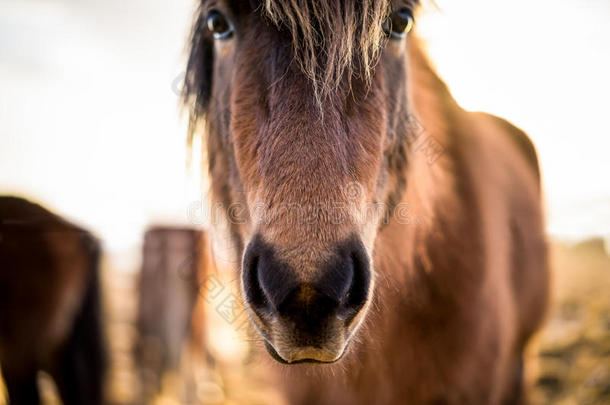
182, 1, 550, 404
0, 196, 106, 405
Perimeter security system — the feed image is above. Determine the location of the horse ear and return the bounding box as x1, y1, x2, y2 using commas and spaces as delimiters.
183, 12, 214, 117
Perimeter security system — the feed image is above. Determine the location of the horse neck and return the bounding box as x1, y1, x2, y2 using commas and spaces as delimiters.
373, 36, 475, 311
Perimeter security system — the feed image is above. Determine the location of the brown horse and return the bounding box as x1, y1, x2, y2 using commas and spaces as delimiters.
183, 1, 549, 404
0, 196, 106, 404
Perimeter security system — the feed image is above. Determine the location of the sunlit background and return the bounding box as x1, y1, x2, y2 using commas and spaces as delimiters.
1, 0, 609, 404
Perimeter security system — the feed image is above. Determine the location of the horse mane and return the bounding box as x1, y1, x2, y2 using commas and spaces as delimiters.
183, 0, 423, 153
263, 0, 394, 104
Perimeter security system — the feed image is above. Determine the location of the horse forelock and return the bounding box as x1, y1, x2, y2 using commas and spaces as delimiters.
263, 0, 392, 104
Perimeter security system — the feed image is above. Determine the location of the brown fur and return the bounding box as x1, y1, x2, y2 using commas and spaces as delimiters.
183, 1, 549, 403
0, 196, 106, 405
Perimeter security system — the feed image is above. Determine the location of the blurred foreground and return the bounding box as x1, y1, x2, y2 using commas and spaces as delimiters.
1, 237, 608, 405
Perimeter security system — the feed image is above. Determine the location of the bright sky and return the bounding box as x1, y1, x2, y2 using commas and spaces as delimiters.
418, 0, 610, 242
0, 0, 608, 252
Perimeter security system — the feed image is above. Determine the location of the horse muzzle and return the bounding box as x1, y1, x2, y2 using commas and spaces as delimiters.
241, 234, 372, 364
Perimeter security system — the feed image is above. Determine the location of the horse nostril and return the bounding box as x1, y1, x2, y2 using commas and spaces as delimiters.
339, 244, 371, 320
242, 243, 269, 312
242, 235, 299, 314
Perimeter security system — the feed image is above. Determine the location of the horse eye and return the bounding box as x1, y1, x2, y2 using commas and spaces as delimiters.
206, 10, 234, 40
383, 8, 414, 39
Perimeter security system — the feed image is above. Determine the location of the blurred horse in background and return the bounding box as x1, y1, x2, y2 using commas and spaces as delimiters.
0, 196, 106, 405
183, 0, 549, 404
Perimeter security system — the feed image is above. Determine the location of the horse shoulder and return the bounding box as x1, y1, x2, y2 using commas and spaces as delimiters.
467, 111, 550, 343
472, 112, 541, 183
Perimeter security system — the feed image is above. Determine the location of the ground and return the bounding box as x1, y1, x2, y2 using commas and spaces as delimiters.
530, 239, 610, 405
1, 238, 608, 405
